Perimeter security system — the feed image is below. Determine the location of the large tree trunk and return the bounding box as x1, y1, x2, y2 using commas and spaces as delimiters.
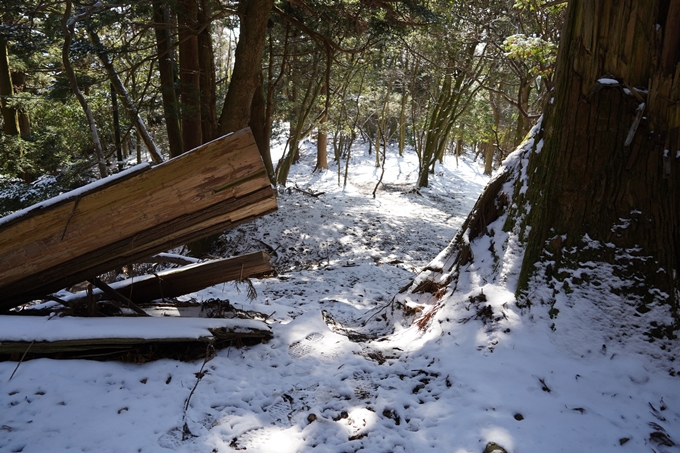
400, 0, 680, 345
217, 0, 274, 135
178, 0, 203, 153
198, 0, 218, 142
153, 0, 184, 158
517, 0, 680, 322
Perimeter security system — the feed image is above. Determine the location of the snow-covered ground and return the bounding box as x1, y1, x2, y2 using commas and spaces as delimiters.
1, 139, 678, 453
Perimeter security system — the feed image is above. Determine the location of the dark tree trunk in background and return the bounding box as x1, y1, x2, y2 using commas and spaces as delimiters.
482, 142, 494, 175
153, 0, 184, 158
187, 0, 273, 257
111, 83, 123, 171
198, 0, 217, 142
518, 0, 680, 317
217, 0, 274, 135
513, 78, 532, 146
249, 71, 275, 181
0, 38, 20, 136
12, 72, 30, 138
178, 0, 202, 153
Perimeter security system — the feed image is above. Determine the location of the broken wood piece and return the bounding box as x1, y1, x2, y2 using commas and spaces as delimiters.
65, 251, 272, 305
87, 277, 150, 316
0, 128, 277, 311
0, 315, 271, 362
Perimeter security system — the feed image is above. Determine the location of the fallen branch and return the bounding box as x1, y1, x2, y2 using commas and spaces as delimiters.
8, 341, 34, 381
293, 184, 325, 197
87, 277, 150, 316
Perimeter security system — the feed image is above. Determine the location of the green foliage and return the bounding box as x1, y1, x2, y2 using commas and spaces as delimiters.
503, 34, 557, 79
1, 97, 95, 181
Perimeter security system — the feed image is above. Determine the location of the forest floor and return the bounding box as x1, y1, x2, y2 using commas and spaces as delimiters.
0, 139, 678, 453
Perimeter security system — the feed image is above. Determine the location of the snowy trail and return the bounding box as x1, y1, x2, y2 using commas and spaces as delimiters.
1, 142, 678, 453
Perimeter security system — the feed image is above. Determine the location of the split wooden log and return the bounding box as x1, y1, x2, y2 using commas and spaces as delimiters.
0, 128, 277, 312
65, 251, 272, 305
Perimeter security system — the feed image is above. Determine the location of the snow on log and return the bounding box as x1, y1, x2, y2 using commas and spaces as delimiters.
0, 128, 277, 311
0, 316, 272, 361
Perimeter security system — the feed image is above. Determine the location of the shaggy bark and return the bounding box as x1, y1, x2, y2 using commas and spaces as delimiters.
402, 0, 680, 339
517, 0, 680, 321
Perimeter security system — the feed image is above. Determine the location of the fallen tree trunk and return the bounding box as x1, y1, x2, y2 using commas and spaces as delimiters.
0, 316, 271, 362
65, 251, 273, 305
0, 128, 277, 311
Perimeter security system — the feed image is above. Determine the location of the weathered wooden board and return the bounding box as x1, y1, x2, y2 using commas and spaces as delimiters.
64, 251, 273, 305
0, 128, 277, 311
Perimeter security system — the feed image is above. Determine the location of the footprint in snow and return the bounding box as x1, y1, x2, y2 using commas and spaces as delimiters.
157, 427, 183, 449
264, 395, 293, 426
288, 340, 313, 358
288, 332, 344, 361
287, 332, 324, 358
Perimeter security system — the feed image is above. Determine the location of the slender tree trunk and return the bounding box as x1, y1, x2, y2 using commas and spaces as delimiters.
61, 1, 108, 178
316, 126, 328, 171
249, 70, 274, 180
12, 72, 30, 138
261, 23, 289, 185
399, 83, 408, 157
514, 78, 532, 146
178, 0, 202, 152
315, 49, 331, 172
483, 142, 494, 175
217, 0, 274, 135
516, 0, 680, 318
374, 126, 381, 167
136, 131, 142, 164
275, 62, 322, 186
88, 28, 163, 163
153, 0, 183, 158
111, 84, 123, 171
0, 38, 20, 136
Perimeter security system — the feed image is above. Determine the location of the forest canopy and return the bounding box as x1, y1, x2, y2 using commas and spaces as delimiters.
0, 0, 564, 213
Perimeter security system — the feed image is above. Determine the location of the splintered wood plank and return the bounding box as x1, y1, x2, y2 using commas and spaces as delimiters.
65, 251, 273, 305
0, 128, 277, 311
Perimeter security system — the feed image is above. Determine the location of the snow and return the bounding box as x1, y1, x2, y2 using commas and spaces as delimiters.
1, 138, 678, 453
597, 78, 619, 85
